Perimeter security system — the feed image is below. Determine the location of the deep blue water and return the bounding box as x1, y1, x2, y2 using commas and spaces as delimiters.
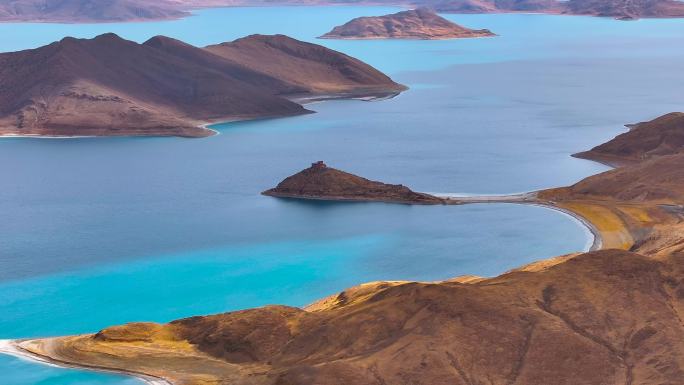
1, 6, 684, 385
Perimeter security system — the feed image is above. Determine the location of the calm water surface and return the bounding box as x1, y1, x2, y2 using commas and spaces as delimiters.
2, 6, 684, 384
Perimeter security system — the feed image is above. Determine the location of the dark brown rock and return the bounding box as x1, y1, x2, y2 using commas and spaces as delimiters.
262, 161, 445, 204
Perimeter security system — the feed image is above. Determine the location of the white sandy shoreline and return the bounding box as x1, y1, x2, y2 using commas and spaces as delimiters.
529, 203, 602, 251
0, 339, 172, 385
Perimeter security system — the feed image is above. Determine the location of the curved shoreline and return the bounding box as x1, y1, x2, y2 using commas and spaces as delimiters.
0, 193, 604, 385
434, 192, 602, 251
0, 339, 172, 385
527, 202, 602, 251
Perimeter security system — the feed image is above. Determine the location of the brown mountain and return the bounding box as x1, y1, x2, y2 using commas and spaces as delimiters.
0, 0, 187, 22
574, 112, 684, 166
262, 161, 445, 204
0, 34, 405, 138
320, 8, 495, 40
20, 246, 684, 385
562, 0, 684, 19
549, 152, 684, 203
205, 34, 407, 97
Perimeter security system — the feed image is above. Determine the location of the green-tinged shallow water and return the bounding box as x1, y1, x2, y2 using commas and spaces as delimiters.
1, 6, 684, 384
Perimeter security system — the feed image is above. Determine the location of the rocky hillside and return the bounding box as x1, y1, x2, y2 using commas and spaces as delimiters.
205, 34, 406, 96
24, 246, 684, 385
574, 112, 684, 166
0, 34, 405, 137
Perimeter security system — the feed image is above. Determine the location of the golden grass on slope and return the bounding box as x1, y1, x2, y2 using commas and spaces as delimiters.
557, 202, 634, 250
305, 281, 410, 312
618, 205, 654, 224
19, 330, 247, 385
510, 253, 581, 273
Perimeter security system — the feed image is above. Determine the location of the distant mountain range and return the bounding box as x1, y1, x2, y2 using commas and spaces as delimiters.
0, 0, 187, 22
0, 33, 405, 137
1, 0, 684, 22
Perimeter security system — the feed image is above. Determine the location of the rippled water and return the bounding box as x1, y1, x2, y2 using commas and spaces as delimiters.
2, 6, 684, 385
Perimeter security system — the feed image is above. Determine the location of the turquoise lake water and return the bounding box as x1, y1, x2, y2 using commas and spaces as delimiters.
2, 6, 684, 384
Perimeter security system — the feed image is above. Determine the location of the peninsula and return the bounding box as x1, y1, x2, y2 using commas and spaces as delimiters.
262, 161, 446, 204
0, 34, 405, 138
574, 112, 684, 166
319, 8, 495, 40
10, 110, 684, 384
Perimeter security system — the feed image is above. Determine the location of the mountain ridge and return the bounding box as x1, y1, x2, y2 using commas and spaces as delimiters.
0, 33, 405, 138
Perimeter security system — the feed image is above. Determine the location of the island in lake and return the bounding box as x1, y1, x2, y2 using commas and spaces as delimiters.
10, 110, 684, 384
262, 161, 446, 204
319, 8, 495, 40
0, 33, 405, 138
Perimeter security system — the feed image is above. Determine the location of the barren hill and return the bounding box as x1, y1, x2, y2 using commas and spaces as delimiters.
574, 112, 684, 166
0, 33, 405, 137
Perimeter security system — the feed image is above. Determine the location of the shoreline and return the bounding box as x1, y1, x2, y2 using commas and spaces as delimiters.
528, 202, 602, 251
262, 191, 446, 205
0, 339, 172, 385
317, 34, 496, 41
434, 192, 602, 251
0, 89, 404, 140
265, 190, 603, 251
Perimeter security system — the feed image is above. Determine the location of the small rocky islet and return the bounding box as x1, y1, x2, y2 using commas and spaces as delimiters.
262, 161, 446, 204
319, 8, 495, 40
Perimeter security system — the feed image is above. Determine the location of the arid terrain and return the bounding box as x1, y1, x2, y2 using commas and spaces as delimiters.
11, 110, 684, 384
0, 34, 404, 137
320, 8, 495, 40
